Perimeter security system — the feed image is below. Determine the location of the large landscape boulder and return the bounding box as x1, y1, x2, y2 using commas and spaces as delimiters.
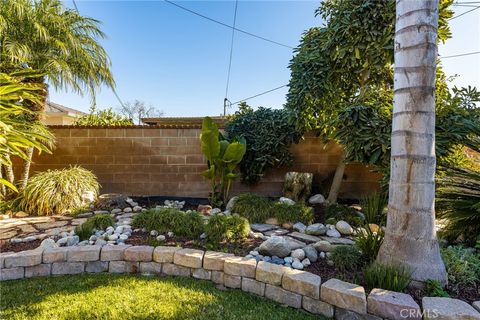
258, 236, 291, 258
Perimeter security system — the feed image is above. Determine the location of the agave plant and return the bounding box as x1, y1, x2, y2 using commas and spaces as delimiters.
436, 167, 480, 246
200, 117, 246, 207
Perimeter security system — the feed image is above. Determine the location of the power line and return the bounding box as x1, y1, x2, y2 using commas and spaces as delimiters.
72, 0, 79, 12
232, 84, 288, 105
163, 0, 294, 49
225, 0, 238, 99
449, 5, 480, 20
440, 51, 480, 59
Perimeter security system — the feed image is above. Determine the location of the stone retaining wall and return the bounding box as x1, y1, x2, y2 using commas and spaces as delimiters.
2, 246, 479, 319
15, 127, 381, 199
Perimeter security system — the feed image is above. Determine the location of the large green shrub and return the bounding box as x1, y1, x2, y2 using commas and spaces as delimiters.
271, 202, 314, 225
436, 167, 480, 246
200, 117, 246, 207
73, 106, 133, 126
15, 166, 99, 215
204, 214, 249, 245
75, 214, 114, 240
364, 262, 412, 292
231, 193, 272, 223
225, 104, 303, 184
132, 208, 204, 238
441, 246, 480, 291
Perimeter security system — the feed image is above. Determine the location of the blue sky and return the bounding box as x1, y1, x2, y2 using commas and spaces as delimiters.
51, 1, 480, 116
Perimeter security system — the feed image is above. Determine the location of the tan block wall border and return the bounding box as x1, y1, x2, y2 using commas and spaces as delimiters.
2, 246, 479, 319
14, 127, 381, 198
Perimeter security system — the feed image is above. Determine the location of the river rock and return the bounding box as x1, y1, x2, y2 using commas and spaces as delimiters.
336, 220, 353, 235
279, 197, 295, 205
308, 194, 325, 205
258, 236, 291, 258
291, 249, 305, 260
305, 223, 327, 235
303, 245, 318, 262
326, 229, 341, 238
293, 222, 307, 233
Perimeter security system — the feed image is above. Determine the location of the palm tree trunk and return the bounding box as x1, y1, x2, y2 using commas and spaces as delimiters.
326, 152, 346, 204
19, 147, 34, 191
0, 165, 6, 197
377, 0, 447, 285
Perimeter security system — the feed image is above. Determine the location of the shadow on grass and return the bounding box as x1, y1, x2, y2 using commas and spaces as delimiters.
0, 274, 324, 320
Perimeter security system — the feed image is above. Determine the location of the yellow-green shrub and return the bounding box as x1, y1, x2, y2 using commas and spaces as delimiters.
205, 214, 249, 245
16, 166, 99, 216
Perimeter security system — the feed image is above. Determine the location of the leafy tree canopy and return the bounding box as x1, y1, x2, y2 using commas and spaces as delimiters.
73, 106, 133, 126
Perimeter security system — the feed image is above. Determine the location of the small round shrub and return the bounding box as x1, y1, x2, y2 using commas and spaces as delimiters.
330, 245, 363, 272
205, 214, 249, 245
271, 202, 314, 225
75, 214, 114, 240
15, 166, 99, 216
441, 246, 480, 290
364, 262, 412, 292
231, 193, 272, 223
325, 203, 363, 227
132, 208, 204, 238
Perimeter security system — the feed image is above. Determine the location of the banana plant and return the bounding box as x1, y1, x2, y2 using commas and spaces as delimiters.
200, 117, 246, 207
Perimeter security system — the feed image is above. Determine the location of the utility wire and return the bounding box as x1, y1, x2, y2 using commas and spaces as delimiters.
232, 85, 288, 105
231, 49, 480, 104
449, 5, 480, 20
72, 0, 79, 12
225, 0, 238, 99
71, 0, 126, 108
163, 0, 294, 49
440, 51, 480, 59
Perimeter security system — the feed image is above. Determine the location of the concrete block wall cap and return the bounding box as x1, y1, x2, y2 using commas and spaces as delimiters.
282, 268, 321, 299
124, 246, 154, 262
368, 288, 421, 320
4, 249, 43, 268
321, 278, 367, 314
100, 245, 130, 261
255, 261, 287, 286
153, 246, 181, 263
224, 256, 257, 278
173, 248, 204, 268
422, 297, 480, 320
203, 251, 234, 271
67, 246, 101, 262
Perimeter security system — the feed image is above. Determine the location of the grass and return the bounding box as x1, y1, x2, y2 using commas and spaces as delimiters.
132, 208, 204, 238
0, 274, 324, 320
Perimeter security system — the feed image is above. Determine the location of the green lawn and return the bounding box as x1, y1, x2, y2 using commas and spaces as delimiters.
0, 274, 325, 320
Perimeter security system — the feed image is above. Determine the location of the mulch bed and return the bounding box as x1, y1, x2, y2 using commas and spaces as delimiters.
0, 239, 42, 253
126, 231, 263, 257
307, 259, 480, 305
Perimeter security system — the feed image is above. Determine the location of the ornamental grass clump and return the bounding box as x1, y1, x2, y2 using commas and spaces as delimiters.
364, 262, 412, 292
75, 214, 114, 240
271, 202, 314, 225
331, 245, 363, 272
205, 214, 249, 246
231, 193, 272, 223
132, 208, 204, 238
15, 166, 99, 216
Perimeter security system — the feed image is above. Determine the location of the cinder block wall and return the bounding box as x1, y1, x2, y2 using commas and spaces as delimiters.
18, 126, 380, 199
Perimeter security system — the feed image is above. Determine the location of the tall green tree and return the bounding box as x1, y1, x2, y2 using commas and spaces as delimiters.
286, 0, 456, 202
0, 0, 115, 189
